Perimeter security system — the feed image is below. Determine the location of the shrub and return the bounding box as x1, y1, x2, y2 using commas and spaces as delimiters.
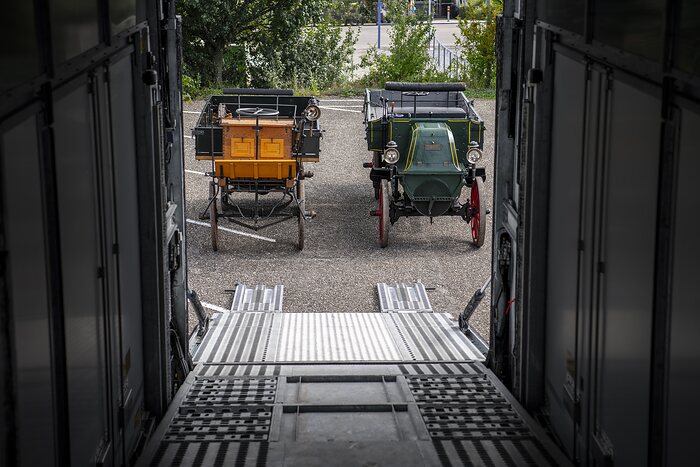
250, 19, 358, 90
360, 0, 438, 85
181, 74, 199, 101
455, 0, 501, 88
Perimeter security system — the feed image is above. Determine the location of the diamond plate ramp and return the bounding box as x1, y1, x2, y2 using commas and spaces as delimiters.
231, 284, 284, 312
377, 282, 433, 312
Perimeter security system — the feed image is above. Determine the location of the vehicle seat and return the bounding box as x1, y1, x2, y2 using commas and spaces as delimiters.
391, 107, 468, 118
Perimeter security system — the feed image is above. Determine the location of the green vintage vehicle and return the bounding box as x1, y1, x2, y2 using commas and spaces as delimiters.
364, 82, 487, 247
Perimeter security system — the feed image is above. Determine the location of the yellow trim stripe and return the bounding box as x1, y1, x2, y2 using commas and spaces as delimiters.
446, 125, 460, 169
405, 125, 418, 171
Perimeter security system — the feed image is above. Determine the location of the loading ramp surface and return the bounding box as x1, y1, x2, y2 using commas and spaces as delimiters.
141, 306, 569, 466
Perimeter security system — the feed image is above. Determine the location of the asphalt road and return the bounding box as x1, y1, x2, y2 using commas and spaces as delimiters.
182, 96, 494, 340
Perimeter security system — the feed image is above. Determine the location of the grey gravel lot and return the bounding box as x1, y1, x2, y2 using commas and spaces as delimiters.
182, 97, 494, 340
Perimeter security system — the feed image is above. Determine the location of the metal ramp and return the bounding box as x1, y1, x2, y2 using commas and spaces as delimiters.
377, 282, 433, 312
191, 312, 483, 364
140, 297, 570, 466
230, 284, 284, 312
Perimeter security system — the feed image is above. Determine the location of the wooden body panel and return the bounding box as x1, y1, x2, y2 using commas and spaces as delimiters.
214, 159, 297, 181
221, 118, 294, 161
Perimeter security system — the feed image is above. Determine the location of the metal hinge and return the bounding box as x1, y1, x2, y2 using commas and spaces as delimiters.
591, 430, 615, 467
563, 382, 581, 423
168, 229, 182, 271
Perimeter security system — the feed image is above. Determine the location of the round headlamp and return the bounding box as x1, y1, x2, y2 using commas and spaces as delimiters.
383, 141, 400, 164
467, 141, 482, 164
305, 104, 321, 121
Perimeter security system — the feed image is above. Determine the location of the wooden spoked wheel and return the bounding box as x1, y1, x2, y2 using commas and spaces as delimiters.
297, 168, 305, 251
209, 181, 219, 251
379, 179, 389, 248
469, 178, 486, 247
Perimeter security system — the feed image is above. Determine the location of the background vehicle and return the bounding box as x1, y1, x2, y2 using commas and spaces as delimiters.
364, 82, 487, 247
193, 89, 322, 250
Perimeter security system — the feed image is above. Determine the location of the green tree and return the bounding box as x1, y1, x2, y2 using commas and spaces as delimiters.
179, 0, 327, 86
455, 0, 502, 88
251, 21, 358, 91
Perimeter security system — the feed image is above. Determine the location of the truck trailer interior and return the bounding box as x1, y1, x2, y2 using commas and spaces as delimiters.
1, 0, 697, 466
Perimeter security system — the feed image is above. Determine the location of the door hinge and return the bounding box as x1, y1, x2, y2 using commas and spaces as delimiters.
563, 382, 581, 424
168, 229, 182, 271
591, 430, 615, 467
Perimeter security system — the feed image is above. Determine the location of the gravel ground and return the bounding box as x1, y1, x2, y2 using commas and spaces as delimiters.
182, 97, 495, 340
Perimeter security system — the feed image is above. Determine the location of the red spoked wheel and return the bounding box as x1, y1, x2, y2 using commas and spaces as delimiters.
379, 179, 389, 248
469, 178, 486, 247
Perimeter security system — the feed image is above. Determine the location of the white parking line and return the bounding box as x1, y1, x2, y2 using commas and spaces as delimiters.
185, 169, 205, 175
319, 106, 362, 113
321, 99, 363, 102
184, 134, 194, 139
200, 302, 230, 313
321, 105, 363, 108
186, 218, 276, 243
183, 110, 200, 114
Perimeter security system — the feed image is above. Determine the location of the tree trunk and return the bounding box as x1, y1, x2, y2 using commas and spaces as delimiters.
214, 46, 224, 87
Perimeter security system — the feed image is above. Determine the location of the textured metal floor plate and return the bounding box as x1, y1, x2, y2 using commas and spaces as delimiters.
141, 363, 569, 467
377, 282, 432, 312
231, 284, 283, 312
192, 312, 483, 364
149, 441, 270, 466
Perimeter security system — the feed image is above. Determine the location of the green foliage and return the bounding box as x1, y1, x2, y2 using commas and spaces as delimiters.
360, 0, 439, 85
328, 0, 376, 25
181, 74, 198, 101
179, 0, 328, 86
455, 0, 501, 88
249, 19, 358, 90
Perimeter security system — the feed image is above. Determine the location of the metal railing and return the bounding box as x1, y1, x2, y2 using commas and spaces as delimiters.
429, 33, 468, 79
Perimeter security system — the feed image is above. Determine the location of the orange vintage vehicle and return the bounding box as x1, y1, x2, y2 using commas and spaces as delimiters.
193, 89, 322, 250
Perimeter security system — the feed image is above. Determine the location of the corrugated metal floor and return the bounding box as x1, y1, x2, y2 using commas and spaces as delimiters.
192, 312, 483, 364
139, 310, 569, 466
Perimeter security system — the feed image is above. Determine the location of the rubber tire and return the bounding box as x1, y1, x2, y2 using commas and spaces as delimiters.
470, 178, 486, 247
379, 179, 389, 248
209, 181, 219, 251
297, 174, 305, 251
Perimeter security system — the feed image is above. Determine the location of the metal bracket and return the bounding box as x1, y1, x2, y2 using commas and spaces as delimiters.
168, 229, 182, 271
591, 430, 615, 467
